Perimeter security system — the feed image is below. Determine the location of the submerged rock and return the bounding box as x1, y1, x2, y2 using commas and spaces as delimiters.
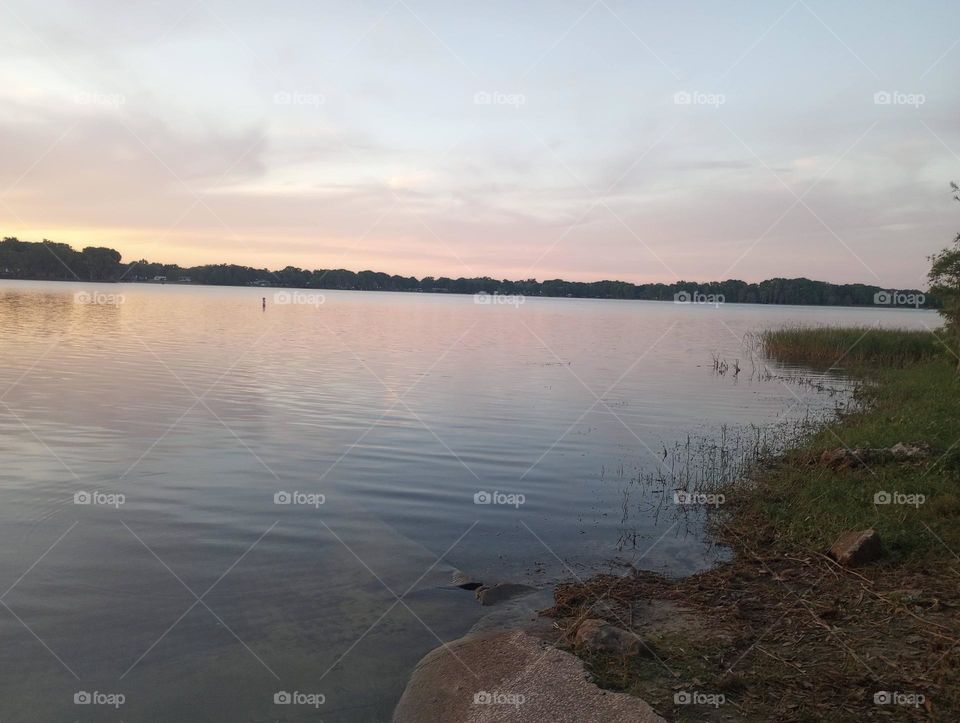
830, 528, 882, 567
475, 583, 536, 606
451, 570, 484, 591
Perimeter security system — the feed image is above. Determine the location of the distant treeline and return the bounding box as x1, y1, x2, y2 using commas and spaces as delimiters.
0, 236, 936, 308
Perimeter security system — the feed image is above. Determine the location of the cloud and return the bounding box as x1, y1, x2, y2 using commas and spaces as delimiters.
1, 0, 958, 288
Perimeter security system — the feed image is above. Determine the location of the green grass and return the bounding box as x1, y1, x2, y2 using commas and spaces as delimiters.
734, 327, 960, 561
761, 325, 946, 367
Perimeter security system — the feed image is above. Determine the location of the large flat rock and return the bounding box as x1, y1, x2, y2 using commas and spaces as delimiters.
393, 629, 665, 723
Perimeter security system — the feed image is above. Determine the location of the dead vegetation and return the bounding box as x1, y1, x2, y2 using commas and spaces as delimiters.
543, 529, 959, 721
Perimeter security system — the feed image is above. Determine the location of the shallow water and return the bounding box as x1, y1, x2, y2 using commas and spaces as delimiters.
0, 280, 939, 720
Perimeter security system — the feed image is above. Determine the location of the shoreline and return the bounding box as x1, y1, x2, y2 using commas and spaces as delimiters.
0, 273, 938, 310
540, 329, 959, 721
396, 328, 959, 721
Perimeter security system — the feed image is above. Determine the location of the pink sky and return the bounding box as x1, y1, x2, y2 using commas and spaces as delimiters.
1, 1, 958, 288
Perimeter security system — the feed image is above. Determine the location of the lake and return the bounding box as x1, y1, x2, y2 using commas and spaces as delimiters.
0, 280, 939, 721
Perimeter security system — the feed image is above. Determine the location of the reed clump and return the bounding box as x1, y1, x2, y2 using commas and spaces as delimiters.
759, 325, 945, 367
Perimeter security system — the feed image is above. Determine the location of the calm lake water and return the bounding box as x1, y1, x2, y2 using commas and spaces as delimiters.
0, 280, 939, 721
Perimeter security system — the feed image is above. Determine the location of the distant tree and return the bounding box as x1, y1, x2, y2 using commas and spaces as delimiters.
81, 246, 122, 280
0, 235, 937, 309
928, 182, 960, 372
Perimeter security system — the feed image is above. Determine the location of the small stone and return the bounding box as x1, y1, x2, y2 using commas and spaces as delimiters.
888, 443, 931, 459
829, 528, 882, 567
574, 618, 649, 658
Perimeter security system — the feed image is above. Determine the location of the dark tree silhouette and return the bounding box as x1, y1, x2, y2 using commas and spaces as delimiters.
0, 235, 935, 309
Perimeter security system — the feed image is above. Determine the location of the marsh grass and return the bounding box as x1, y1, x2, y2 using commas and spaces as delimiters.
760, 325, 947, 367
611, 404, 852, 555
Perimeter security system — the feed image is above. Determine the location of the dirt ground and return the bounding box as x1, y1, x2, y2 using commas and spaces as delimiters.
543, 525, 959, 722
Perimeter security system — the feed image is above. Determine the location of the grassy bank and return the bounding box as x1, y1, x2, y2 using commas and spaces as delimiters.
545, 327, 960, 722
733, 326, 960, 561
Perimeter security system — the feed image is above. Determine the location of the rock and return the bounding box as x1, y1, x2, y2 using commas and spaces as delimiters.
820, 444, 933, 470
451, 570, 483, 591
573, 618, 649, 658
392, 630, 665, 723
888, 442, 932, 459
829, 528, 882, 567
475, 583, 536, 606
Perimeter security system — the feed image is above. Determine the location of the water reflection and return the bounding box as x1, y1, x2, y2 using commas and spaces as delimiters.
0, 281, 939, 720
